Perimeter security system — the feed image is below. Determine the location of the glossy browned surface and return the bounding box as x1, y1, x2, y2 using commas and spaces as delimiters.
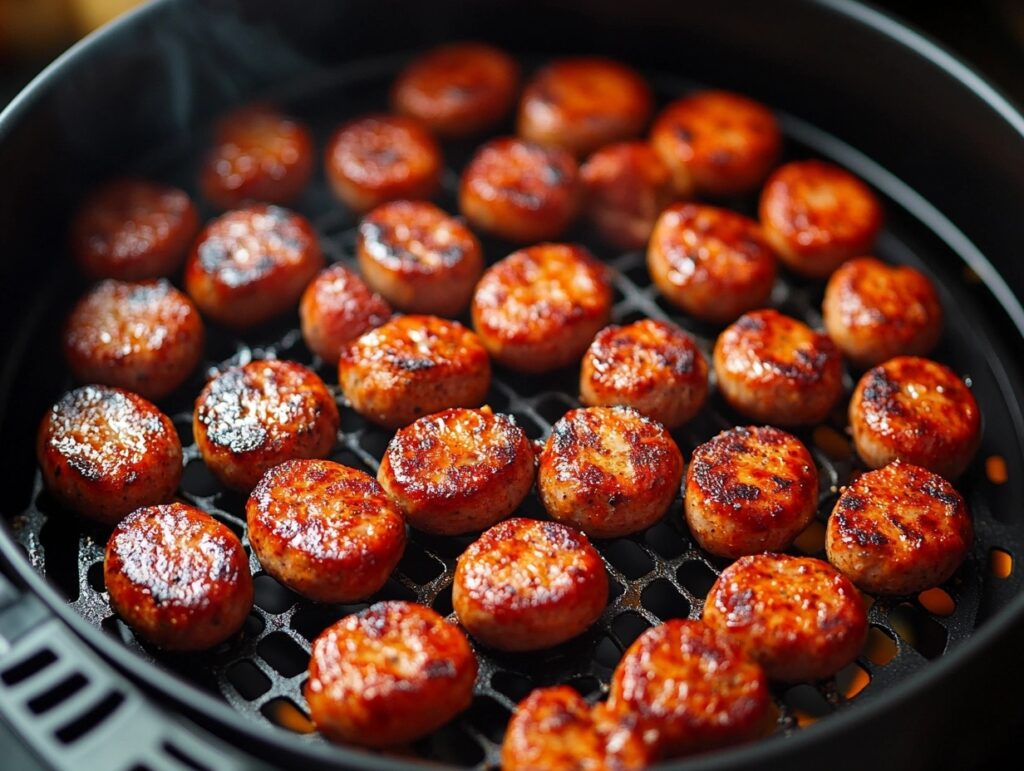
607, 619, 772, 758
338, 315, 491, 429
703, 554, 868, 682
452, 517, 608, 651
685, 426, 818, 558
650, 90, 780, 197
305, 601, 477, 747
759, 160, 883, 278
36, 385, 182, 524
471, 242, 611, 373
459, 137, 580, 242
823, 257, 943, 368
193, 360, 339, 491
199, 105, 314, 210
71, 178, 199, 280
392, 42, 519, 137
324, 114, 442, 213
826, 461, 973, 595
299, 263, 391, 365
356, 200, 483, 316
580, 319, 708, 429
184, 205, 324, 328
518, 57, 653, 158
63, 279, 204, 401
647, 203, 777, 323
580, 141, 675, 251
849, 356, 981, 479
247, 459, 405, 602
378, 407, 534, 535
538, 406, 683, 538
502, 686, 654, 771
713, 309, 843, 426
104, 503, 252, 651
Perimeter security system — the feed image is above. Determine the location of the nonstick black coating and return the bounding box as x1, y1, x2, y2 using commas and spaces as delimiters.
1, 2, 1024, 770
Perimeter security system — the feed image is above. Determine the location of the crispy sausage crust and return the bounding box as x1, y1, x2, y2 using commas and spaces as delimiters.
324, 114, 442, 213
392, 42, 519, 137
580, 319, 708, 429
703, 554, 867, 682
299, 263, 392, 365
199, 105, 314, 210
247, 459, 405, 603
538, 406, 684, 538
826, 461, 973, 595
37, 385, 182, 525
502, 687, 654, 771
193, 360, 339, 491
472, 243, 612, 373
759, 160, 883, 278
338, 315, 491, 429
607, 619, 772, 758
104, 503, 253, 651
849, 356, 981, 479
378, 407, 535, 534
650, 90, 781, 197
185, 205, 324, 329
713, 309, 843, 426
459, 137, 580, 242
356, 201, 483, 316
580, 141, 675, 251
71, 178, 198, 281
452, 517, 608, 651
518, 57, 653, 158
823, 257, 942, 368
647, 203, 777, 323
63, 279, 204, 401
305, 601, 477, 747
684, 426, 818, 558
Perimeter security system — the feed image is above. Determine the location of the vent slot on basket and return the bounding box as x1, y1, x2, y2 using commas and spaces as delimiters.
54, 690, 124, 744
2, 648, 57, 686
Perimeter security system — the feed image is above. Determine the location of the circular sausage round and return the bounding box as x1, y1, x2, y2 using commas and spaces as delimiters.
199, 105, 314, 209
580, 318, 708, 429
713, 309, 844, 426
356, 200, 483, 316
193, 359, 339, 491
759, 160, 883, 279
650, 90, 781, 197
517, 57, 653, 158
452, 517, 608, 651
826, 460, 973, 595
71, 178, 199, 281
305, 601, 477, 747
538, 406, 683, 539
823, 256, 943, 369
703, 553, 868, 682
392, 42, 519, 137
104, 503, 252, 651
684, 425, 819, 558
63, 279, 204, 401
185, 204, 324, 329
324, 114, 442, 214
338, 314, 491, 429
37, 385, 182, 525
247, 459, 406, 603
647, 203, 777, 323
299, 263, 392, 365
378, 406, 535, 535
459, 137, 580, 242
472, 242, 612, 373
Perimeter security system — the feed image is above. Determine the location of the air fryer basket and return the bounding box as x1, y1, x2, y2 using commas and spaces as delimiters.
1, 2, 1024, 770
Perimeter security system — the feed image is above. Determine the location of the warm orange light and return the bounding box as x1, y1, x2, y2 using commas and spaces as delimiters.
986, 455, 1008, 485
813, 425, 851, 461
991, 549, 1013, 579
918, 587, 955, 616
863, 626, 897, 666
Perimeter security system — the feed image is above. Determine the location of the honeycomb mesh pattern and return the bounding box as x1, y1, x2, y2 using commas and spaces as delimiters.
11, 62, 1024, 769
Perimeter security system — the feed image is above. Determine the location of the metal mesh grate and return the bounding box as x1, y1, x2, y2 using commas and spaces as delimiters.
10, 61, 1024, 769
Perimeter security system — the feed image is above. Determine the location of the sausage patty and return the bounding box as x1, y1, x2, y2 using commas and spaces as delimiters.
299, 263, 392, 365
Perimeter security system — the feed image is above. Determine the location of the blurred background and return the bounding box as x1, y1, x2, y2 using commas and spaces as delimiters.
1, 0, 1023, 110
